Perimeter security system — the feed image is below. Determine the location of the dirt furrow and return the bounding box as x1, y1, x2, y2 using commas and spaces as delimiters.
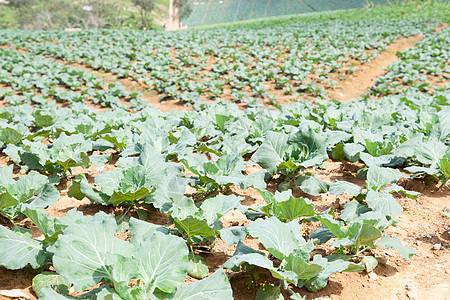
326, 34, 423, 101
327, 23, 448, 101
0, 45, 189, 112
52, 59, 188, 112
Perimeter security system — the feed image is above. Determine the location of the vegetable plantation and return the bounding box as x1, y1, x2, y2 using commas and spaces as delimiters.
0, 5, 449, 300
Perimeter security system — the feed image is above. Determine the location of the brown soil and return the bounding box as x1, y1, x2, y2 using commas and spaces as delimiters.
66, 62, 189, 112
0, 84, 9, 108
326, 34, 423, 101
434, 23, 449, 32
326, 23, 448, 101
0, 45, 190, 112
227, 162, 450, 300
1, 159, 449, 299
57, 61, 189, 112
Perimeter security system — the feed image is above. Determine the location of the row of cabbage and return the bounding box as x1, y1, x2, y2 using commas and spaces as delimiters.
0, 47, 146, 110
0, 19, 440, 103
371, 26, 450, 96
1, 87, 449, 298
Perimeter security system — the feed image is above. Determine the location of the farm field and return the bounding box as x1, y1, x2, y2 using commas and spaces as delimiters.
0, 3, 449, 300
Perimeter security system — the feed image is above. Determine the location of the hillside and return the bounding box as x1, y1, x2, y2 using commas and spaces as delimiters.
98, 0, 171, 26
0, 0, 171, 30
182, 0, 392, 28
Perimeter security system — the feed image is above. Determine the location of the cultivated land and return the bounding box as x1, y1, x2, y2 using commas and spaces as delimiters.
0, 3, 449, 300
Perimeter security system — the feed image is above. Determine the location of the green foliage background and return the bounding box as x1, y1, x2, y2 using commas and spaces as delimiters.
193, 1, 450, 30
0, 0, 171, 30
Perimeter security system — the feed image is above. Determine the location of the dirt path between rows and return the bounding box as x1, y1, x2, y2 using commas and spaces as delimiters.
0, 45, 189, 112
326, 34, 423, 101
66, 62, 188, 112
327, 23, 448, 101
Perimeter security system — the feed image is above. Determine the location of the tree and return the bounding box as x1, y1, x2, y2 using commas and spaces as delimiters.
0, 4, 17, 29
75, 1, 118, 29
175, 0, 192, 20
167, 0, 192, 30
20, 0, 75, 30
131, 0, 155, 29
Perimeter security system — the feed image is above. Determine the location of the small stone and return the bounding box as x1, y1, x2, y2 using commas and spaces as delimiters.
231, 221, 239, 226
375, 255, 388, 264
405, 282, 418, 291
415, 241, 422, 246
432, 243, 442, 250
425, 233, 435, 239
368, 272, 378, 281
